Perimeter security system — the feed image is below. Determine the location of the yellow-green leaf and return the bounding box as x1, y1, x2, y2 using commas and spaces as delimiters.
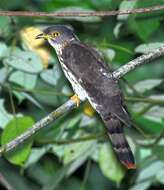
1, 116, 34, 166
99, 143, 125, 184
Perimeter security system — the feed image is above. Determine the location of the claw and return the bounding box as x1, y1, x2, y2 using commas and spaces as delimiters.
70, 94, 80, 107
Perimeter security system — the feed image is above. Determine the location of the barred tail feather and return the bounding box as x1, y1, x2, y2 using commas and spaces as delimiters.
102, 114, 136, 169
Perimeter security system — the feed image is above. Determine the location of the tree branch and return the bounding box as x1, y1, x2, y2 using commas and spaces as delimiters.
0, 100, 76, 154
37, 132, 105, 145
0, 5, 164, 17
112, 46, 164, 79
0, 173, 13, 190
0, 46, 164, 155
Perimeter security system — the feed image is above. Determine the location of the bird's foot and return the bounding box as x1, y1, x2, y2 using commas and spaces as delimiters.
70, 94, 80, 107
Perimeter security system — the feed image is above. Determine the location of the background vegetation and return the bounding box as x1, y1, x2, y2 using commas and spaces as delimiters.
0, 0, 164, 189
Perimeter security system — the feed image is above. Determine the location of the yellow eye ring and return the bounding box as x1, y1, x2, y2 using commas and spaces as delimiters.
52, 31, 60, 37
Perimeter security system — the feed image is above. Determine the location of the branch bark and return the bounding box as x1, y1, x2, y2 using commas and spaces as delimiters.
0, 46, 164, 155
112, 46, 164, 79
0, 5, 164, 17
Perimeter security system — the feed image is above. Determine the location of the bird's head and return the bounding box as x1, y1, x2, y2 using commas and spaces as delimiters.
36, 25, 77, 50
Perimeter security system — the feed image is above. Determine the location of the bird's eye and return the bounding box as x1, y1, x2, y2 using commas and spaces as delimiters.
52, 31, 60, 37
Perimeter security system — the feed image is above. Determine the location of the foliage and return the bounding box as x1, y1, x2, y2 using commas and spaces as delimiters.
0, 0, 164, 189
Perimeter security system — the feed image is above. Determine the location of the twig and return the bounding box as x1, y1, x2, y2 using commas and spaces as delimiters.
37, 132, 105, 145
125, 96, 164, 105
121, 78, 144, 97
136, 129, 164, 148
112, 46, 164, 79
0, 5, 164, 17
0, 173, 13, 190
2, 84, 164, 105
80, 159, 91, 190
134, 104, 154, 116
0, 83, 70, 97
0, 100, 76, 154
0, 46, 164, 155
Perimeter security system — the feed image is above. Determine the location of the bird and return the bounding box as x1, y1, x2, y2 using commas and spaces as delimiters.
36, 25, 136, 169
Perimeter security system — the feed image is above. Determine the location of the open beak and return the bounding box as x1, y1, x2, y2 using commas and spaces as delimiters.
35, 33, 50, 40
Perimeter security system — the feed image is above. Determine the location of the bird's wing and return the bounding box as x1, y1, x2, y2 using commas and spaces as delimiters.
61, 42, 131, 126
79, 43, 113, 72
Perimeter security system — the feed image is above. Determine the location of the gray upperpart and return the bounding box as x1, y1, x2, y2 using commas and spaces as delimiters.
43, 25, 78, 47
43, 25, 74, 35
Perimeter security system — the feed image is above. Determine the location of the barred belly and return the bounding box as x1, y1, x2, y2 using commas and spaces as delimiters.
49, 41, 87, 101
59, 59, 87, 101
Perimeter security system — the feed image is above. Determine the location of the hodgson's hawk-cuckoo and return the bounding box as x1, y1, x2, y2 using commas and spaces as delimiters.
36, 25, 136, 169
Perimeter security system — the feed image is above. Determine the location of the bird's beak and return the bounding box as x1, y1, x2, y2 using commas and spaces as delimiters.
35, 33, 50, 40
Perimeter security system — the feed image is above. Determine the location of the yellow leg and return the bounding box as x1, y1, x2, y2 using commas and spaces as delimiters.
70, 94, 80, 107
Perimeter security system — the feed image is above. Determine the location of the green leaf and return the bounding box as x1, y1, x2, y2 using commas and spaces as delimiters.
156, 170, 164, 184
27, 160, 59, 186
99, 143, 125, 184
24, 147, 49, 168
64, 140, 96, 164
130, 181, 152, 190
55, 7, 101, 22
134, 114, 163, 133
57, 178, 87, 190
40, 66, 61, 86
0, 16, 12, 38
1, 116, 35, 166
9, 71, 37, 89
34, 79, 68, 107
21, 92, 45, 110
137, 161, 164, 182
91, 0, 112, 8
139, 148, 152, 161
0, 158, 39, 190
42, 165, 71, 190
152, 145, 164, 160
117, 0, 137, 21
129, 17, 160, 41
12, 91, 25, 103
101, 48, 116, 61
135, 43, 164, 53
0, 0, 25, 9
112, 41, 134, 64
65, 140, 97, 176
0, 99, 13, 129
143, 104, 164, 129
0, 42, 8, 59
0, 67, 12, 85
127, 79, 163, 94
4, 50, 43, 74
91, 0, 117, 10
113, 22, 123, 38
130, 161, 164, 190
125, 58, 164, 83
127, 0, 163, 41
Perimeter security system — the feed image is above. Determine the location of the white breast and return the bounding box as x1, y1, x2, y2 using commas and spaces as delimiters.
59, 57, 87, 101
49, 40, 87, 101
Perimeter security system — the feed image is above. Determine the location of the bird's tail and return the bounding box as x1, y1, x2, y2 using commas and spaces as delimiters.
102, 114, 136, 169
